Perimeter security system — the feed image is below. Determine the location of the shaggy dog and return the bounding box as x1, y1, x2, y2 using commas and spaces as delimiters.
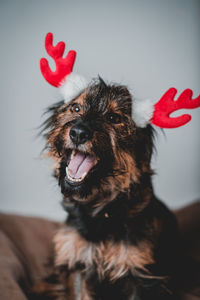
34, 78, 179, 299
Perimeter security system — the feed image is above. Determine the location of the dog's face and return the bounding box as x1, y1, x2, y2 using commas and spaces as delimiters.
43, 78, 153, 209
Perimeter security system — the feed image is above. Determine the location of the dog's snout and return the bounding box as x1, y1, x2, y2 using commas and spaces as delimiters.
70, 123, 92, 145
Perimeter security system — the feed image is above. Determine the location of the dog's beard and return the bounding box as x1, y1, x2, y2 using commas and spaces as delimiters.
56, 139, 146, 222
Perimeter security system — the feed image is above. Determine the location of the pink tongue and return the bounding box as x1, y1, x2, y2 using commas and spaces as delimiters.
68, 152, 96, 179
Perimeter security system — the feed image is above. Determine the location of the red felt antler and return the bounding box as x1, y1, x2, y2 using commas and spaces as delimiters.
40, 32, 76, 87
151, 88, 200, 128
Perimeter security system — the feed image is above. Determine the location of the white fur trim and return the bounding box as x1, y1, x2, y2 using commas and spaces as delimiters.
132, 98, 155, 128
59, 73, 89, 102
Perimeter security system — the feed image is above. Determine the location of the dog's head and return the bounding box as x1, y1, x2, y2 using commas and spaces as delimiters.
42, 78, 154, 211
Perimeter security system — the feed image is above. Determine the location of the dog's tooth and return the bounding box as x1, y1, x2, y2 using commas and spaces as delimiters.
66, 164, 89, 183
74, 177, 80, 182
81, 172, 87, 179
66, 167, 82, 182
71, 150, 76, 160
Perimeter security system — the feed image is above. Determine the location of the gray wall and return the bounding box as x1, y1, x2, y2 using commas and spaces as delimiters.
0, 0, 199, 221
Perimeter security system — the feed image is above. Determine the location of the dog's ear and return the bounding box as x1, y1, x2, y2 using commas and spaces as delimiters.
98, 76, 108, 90
133, 88, 200, 129
96, 76, 109, 98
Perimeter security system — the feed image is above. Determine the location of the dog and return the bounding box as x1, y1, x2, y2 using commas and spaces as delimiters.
33, 77, 180, 300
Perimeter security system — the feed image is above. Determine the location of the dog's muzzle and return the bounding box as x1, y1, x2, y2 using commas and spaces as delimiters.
65, 120, 97, 184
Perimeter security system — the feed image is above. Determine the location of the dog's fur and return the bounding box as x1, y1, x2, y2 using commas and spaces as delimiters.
33, 78, 179, 299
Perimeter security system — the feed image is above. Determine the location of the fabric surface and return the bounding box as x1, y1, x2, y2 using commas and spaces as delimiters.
175, 201, 200, 299
0, 201, 199, 299
0, 213, 60, 299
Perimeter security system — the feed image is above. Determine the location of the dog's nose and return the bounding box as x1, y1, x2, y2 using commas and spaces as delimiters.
69, 124, 92, 145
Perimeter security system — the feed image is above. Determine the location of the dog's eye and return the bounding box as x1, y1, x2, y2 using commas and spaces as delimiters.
107, 113, 121, 124
70, 103, 81, 113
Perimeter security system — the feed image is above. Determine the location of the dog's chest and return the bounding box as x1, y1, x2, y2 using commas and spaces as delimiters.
54, 226, 154, 281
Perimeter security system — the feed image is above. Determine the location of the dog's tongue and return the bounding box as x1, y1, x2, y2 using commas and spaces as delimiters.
68, 151, 96, 179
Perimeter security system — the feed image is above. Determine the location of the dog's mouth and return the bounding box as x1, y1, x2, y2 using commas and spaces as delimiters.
65, 150, 98, 184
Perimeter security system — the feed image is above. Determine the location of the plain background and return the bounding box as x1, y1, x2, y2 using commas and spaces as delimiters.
0, 0, 199, 221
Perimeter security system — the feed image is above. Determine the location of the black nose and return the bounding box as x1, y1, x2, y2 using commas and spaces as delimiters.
69, 123, 92, 145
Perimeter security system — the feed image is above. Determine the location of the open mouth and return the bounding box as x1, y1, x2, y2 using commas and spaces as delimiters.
65, 150, 98, 184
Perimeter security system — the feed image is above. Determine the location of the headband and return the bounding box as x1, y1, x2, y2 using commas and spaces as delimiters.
40, 33, 200, 129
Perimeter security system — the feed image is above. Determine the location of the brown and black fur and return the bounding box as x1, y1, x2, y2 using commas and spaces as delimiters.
33, 78, 179, 299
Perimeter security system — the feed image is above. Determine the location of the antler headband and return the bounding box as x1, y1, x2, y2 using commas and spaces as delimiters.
40, 32, 88, 102
40, 33, 200, 129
